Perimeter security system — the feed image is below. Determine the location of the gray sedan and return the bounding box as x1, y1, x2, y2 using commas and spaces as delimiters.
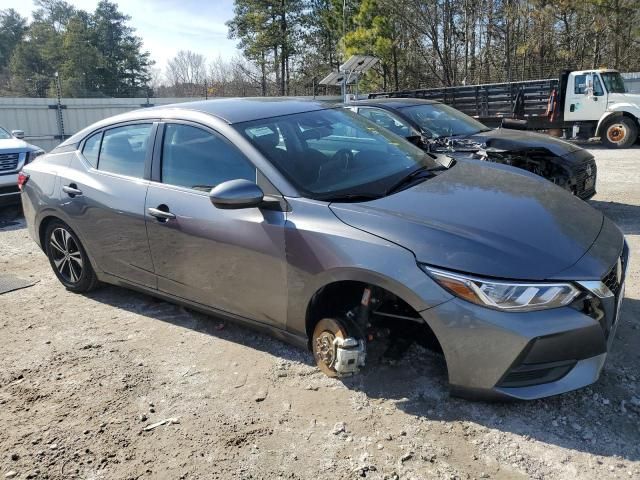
20, 98, 628, 400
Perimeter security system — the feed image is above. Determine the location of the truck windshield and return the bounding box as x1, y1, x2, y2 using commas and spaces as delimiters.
235, 108, 440, 201
399, 103, 491, 138
601, 72, 627, 93
0, 127, 12, 140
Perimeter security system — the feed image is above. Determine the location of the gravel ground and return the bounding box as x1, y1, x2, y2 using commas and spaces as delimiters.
1, 146, 639, 480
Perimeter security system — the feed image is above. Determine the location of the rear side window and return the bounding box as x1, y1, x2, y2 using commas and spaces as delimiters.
161, 124, 256, 191
82, 131, 102, 168
98, 124, 153, 178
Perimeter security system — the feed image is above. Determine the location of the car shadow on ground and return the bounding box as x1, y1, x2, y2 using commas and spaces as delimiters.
85, 281, 640, 464
590, 200, 640, 235
344, 296, 640, 463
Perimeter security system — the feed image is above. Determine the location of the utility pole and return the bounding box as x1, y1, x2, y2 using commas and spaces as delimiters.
54, 72, 65, 141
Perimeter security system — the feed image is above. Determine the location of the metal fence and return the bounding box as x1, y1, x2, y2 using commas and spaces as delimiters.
622, 72, 640, 93
0, 97, 206, 151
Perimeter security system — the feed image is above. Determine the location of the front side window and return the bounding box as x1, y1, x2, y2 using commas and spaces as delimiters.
0, 127, 11, 140
161, 124, 256, 191
357, 107, 414, 137
82, 131, 102, 168
98, 124, 152, 178
399, 103, 490, 138
236, 108, 439, 199
575, 74, 587, 94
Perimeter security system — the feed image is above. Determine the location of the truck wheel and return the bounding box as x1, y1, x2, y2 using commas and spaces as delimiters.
312, 318, 348, 377
601, 117, 638, 149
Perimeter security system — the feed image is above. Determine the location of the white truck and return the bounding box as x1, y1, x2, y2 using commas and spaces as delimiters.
370, 69, 640, 148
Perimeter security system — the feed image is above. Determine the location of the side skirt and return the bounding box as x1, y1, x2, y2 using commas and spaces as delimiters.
96, 271, 309, 351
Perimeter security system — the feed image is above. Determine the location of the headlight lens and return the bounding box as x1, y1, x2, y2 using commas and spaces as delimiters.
26, 149, 45, 164
422, 266, 581, 312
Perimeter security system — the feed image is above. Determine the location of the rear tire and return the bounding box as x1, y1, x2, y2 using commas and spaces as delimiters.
45, 220, 99, 293
601, 116, 638, 149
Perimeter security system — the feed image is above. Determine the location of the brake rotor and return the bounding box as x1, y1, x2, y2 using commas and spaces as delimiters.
312, 318, 347, 377
607, 124, 626, 143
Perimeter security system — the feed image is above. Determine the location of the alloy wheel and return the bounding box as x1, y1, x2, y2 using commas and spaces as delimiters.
49, 227, 84, 284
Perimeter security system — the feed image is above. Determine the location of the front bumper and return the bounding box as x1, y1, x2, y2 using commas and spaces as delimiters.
420, 241, 629, 401
0, 173, 20, 205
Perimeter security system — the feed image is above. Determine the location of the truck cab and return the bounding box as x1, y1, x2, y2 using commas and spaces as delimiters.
564, 69, 640, 148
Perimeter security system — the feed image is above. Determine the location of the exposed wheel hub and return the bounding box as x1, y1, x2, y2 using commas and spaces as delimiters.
315, 332, 336, 368
607, 124, 627, 143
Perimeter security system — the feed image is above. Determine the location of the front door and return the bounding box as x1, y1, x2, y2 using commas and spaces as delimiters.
144, 122, 288, 326
565, 72, 608, 122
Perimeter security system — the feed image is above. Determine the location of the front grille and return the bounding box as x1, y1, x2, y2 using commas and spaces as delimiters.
0, 153, 20, 173
574, 158, 597, 198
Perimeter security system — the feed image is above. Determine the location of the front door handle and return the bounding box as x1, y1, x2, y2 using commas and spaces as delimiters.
62, 184, 83, 197
148, 207, 176, 221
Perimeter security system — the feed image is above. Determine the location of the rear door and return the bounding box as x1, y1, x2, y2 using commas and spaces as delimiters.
144, 121, 288, 326
59, 122, 157, 288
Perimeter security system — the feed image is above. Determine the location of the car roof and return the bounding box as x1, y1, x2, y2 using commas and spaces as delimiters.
57, 97, 337, 148
351, 98, 440, 109
152, 97, 334, 124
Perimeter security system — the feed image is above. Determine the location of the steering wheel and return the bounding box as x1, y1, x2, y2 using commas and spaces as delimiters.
330, 148, 355, 170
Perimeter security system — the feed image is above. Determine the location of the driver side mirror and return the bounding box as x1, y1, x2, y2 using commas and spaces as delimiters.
209, 179, 264, 210
11, 130, 25, 139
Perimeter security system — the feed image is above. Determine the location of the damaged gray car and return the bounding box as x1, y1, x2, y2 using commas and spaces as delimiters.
348, 98, 597, 199
20, 98, 626, 401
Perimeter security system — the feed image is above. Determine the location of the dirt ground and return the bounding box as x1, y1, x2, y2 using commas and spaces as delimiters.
1, 146, 639, 480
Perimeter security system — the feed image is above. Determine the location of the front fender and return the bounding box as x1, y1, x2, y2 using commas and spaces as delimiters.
595, 105, 640, 137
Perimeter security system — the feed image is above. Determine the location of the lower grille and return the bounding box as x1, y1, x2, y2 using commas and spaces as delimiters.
499, 361, 575, 388
603, 258, 622, 297
574, 158, 597, 198
0, 153, 20, 173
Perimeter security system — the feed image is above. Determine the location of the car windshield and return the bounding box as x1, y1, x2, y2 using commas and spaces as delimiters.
600, 72, 627, 93
399, 103, 491, 138
0, 127, 12, 140
235, 108, 440, 200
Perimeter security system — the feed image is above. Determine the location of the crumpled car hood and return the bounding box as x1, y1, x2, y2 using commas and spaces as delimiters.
465, 127, 583, 156
330, 160, 607, 280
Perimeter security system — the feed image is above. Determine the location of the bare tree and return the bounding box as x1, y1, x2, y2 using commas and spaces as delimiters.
165, 50, 207, 96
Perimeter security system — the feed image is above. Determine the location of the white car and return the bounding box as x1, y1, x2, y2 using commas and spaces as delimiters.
0, 127, 45, 205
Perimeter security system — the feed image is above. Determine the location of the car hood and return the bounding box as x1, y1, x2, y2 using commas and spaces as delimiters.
330, 160, 606, 280
463, 127, 583, 156
0, 137, 29, 152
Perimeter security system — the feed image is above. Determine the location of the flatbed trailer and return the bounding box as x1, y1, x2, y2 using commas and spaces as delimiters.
369, 69, 640, 148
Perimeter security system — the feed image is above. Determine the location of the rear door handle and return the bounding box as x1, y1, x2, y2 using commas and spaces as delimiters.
147, 207, 176, 221
62, 184, 83, 197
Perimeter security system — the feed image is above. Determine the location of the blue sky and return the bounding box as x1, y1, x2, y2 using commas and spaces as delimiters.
4, 0, 240, 69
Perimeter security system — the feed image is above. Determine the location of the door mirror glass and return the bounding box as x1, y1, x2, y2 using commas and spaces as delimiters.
209, 179, 264, 209
11, 130, 25, 139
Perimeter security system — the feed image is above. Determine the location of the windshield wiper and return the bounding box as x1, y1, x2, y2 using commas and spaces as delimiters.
384, 166, 439, 195
318, 193, 383, 203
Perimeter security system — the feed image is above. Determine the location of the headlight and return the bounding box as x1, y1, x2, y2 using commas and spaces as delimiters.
26, 149, 45, 164
422, 266, 581, 312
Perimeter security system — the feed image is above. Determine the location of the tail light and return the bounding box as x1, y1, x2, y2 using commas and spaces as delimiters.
17, 171, 30, 191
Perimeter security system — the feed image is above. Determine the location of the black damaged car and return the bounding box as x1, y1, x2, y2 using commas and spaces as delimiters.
347, 98, 597, 199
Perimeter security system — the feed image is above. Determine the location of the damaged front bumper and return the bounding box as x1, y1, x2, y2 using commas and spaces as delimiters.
419, 242, 628, 401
